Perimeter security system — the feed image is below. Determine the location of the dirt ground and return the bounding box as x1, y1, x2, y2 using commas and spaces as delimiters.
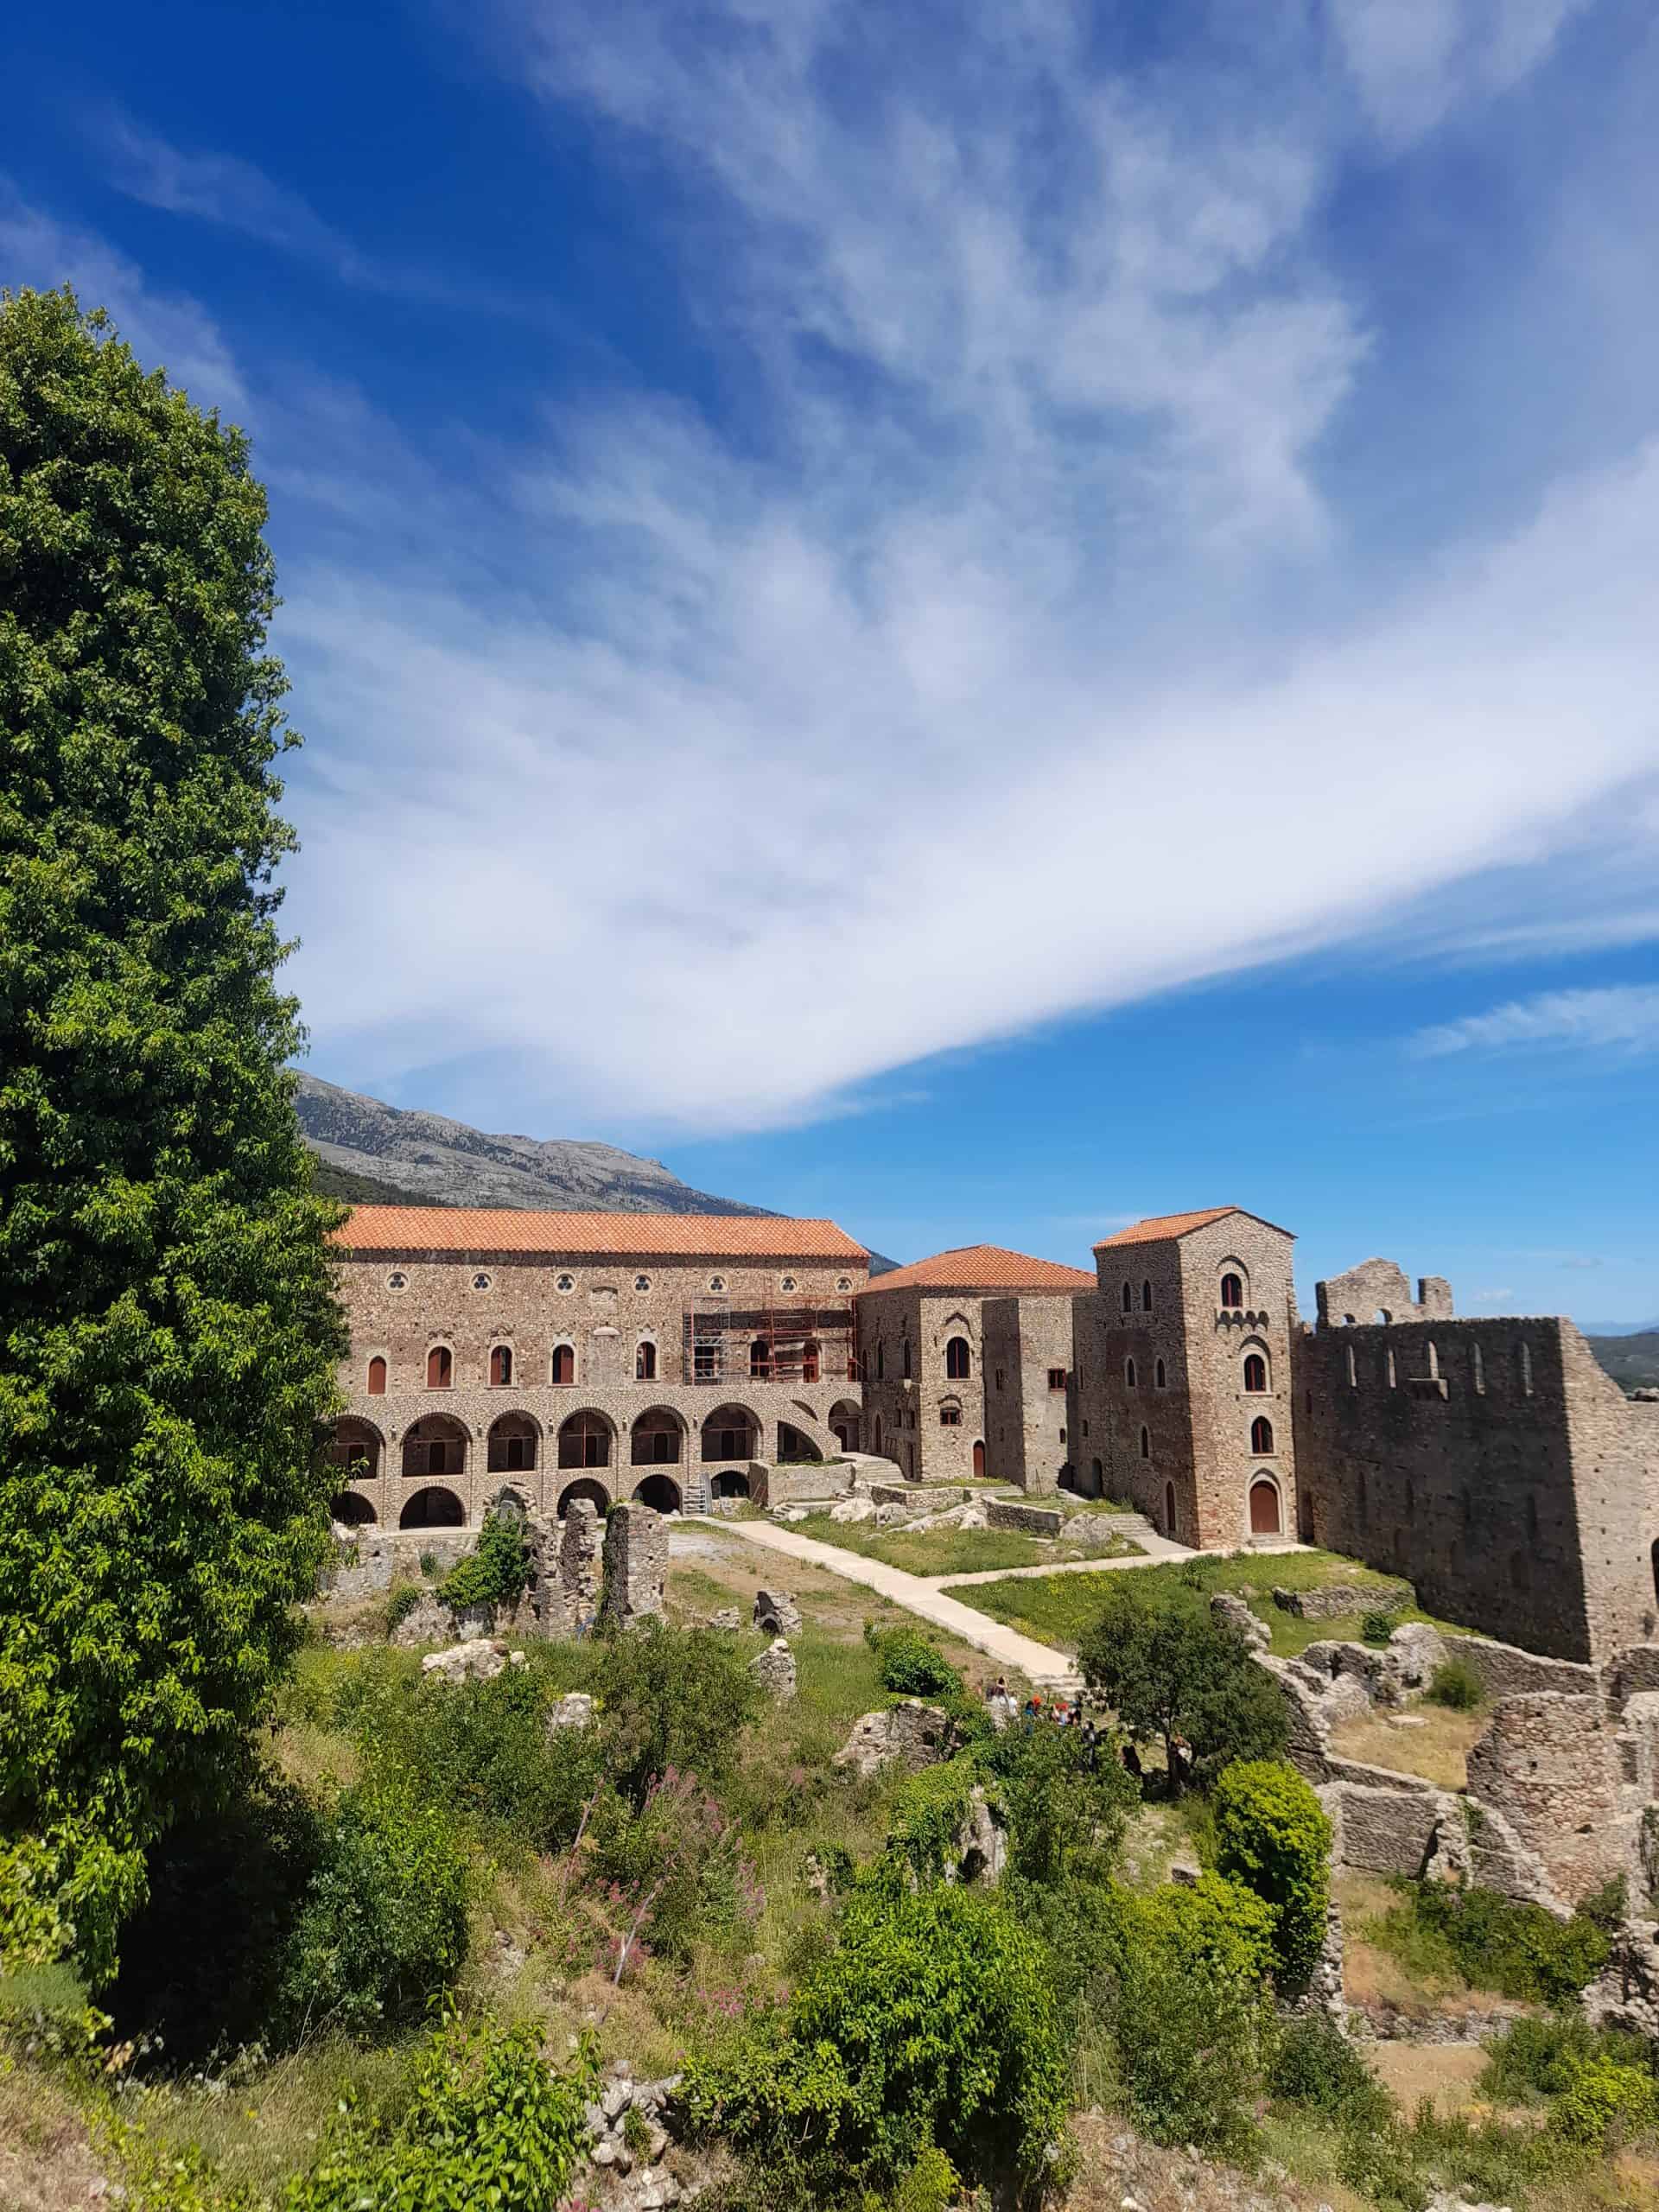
1328, 1704, 1491, 1792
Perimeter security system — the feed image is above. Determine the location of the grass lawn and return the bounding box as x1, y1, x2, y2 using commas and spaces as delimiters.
950, 1547, 1440, 1656
1329, 1701, 1491, 1791
787, 1512, 1141, 1580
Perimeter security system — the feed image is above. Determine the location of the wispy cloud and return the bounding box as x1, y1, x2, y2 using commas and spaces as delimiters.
1331, 0, 1594, 142
1410, 985, 1659, 1058
104, 114, 354, 270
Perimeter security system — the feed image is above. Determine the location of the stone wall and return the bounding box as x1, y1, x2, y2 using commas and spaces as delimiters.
1291, 1304, 1659, 1662
760, 1461, 856, 1506
328, 1243, 866, 1530
600, 1501, 668, 1628
981, 1294, 1078, 1494
1465, 1692, 1634, 1905
1315, 1258, 1453, 1328
986, 1497, 1064, 1536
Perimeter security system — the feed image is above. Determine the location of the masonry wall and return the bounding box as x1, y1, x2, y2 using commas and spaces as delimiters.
1288, 1313, 1656, 1660
1076, 1237, 1195, 1533
1179, 1215, 1300, 1549
855, 1288, 986, 1483
982, 1295, 1077, 1493
331, 1248, 866, 1528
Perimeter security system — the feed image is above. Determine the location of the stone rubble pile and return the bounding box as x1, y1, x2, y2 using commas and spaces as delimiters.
749, 1636, 797, 1700
834, 1699, 955, 1778
420, 1638, 527, 1685
582, 2063, 683, 2209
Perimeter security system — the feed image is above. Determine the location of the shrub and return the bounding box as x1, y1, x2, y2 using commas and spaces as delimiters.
1360, 1609, 1400, 1647
883, 1762, 980, 1884
1427, 1658, 1484, 1709
1268, 2016, 1393, 2131
1077, 1583, 1287, 1790
1480, 2013, 1654, 2105
1213, 1759, 1332, 1990
683, 1877, 1067, 2201
1548, 2054, 1659, 2147
1407, 1880, 1612, 2005
863, 1623, 963, 1700
595, 1620, 764, 1804
982, 1716, 1137, 1889
286, 2012, 595, 2211
384, 1584, 423, 1634
436, 1508, 529, 1613
588, 1770, 763, 1966
380, 1661, 605, 1853
1094, 1875, 1272, 2155
276, 1784, 468, 2035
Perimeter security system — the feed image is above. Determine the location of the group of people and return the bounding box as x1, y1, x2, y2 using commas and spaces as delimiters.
982, 1676, 1108, 1767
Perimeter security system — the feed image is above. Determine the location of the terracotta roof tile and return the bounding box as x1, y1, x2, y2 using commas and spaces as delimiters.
857, 1244, 1096, 1295
1092, 1207, 1293, 1249
332, 1207, 868, 1262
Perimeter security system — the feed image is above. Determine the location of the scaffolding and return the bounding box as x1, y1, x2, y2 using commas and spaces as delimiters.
681, 1291, 856, 1386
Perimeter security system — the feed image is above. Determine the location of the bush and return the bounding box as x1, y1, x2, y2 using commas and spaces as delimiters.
587, 1770, 764, 1966
276, 1784, 468, 2035
863, 1623, 963, 1700
1427, 1658, 1484, 1709
1548, 2054, 1659, 2147
378, 1661, 605, 1853
982, 1716, 1136, 1889
1405, 1881, 1612, 2005
683, 1877, 1067, 2202
286, 2012, 595, 2211
1360, 1609, 1401, 1647
384, 1584, 424, 1634
1481, 2013, 1654, 2105
1094, 1875, 1273, 2156
1268, 2016, 1393, 2131
1213, 1759, 1332, 1990
1076, 1584, 1287, 1790
595, 1620, 764, 1803
883, 1762, 980, 1884
436, 1508, 529, 1613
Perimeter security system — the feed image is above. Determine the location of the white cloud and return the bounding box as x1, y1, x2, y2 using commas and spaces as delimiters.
1409, 986, 1659, 1058
1331, 0, 1595, 141
104, 115, 353, 268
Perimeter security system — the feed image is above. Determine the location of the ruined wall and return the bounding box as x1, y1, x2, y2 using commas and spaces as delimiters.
981, 1294, 1077, 1494
1316, 1258, 1452, 1328
599, 1501, 668, 1627
330, 1246, 865, 1528
1292, 1304, 1658, 1662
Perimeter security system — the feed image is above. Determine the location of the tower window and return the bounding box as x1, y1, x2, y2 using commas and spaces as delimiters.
1243, 1353, 1267, 1394
1047, 1368, 1067, 1392
1250, 1415, 1274, 1454
1122, 1281, 1133, 1313
489, 1344, 512, 1386
1141, 1279, 1153, 1312
944, 1337, 971, 1381
1154, 1357, 1166, 1389
1140, 1425, 1150, 1459
551, 1344, 575, 1386
1125, 1357, 1137, 1389
367, 1356, 386, 1396
1219, 1272, 1243, 1308
426, 1345, 452, 1389
636, 1340, 657, 1381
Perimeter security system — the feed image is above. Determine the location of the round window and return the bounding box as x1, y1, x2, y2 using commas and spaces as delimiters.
836, 1276, 851, 1293
709, 1275, 727, 1294
780, 1275, 797, 1294
386, 1270, 408, 1290
472, 1271, 492, 1291
634, 1274, 651, 1292
556, 1273, 575, 1293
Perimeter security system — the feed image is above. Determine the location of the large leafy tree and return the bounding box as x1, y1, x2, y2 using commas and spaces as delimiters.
0, 288, 346, 1980
1077, 1582, 1287, 1791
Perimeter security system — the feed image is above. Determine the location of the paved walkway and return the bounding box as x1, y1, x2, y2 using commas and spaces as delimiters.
708, 1517, 1082, 1687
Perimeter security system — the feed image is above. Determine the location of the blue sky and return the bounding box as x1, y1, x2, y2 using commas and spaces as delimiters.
5, 0, 1658, 1316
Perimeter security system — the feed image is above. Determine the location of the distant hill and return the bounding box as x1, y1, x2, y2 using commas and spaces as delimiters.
294, 1072, 898, 1268
1586, 1331, 1659, 1394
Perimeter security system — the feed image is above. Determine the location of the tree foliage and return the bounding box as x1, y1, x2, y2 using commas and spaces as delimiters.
1076, 1582, 1287, 1789
1213, 1758, 1332, 1989
0, 287, 346, 1980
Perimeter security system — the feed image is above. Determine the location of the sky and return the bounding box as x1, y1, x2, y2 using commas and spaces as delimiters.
5, 0, 1658, 1318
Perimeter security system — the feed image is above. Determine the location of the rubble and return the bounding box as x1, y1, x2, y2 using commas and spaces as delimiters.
421, 1639, 526, 1686
753, 1588, 802, 1634
834, 1700, 955, 1778
750, 1637, 798, 1700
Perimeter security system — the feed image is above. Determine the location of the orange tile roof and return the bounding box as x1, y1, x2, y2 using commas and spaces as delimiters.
857, 1244, 1096, 1296
332, 1207, 868, 1262
1093, 1207, 1294, 1249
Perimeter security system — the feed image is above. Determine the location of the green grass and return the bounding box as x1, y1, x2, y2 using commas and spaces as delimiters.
793, 1512, 1141, 1580
950, 1548, 1440, 1656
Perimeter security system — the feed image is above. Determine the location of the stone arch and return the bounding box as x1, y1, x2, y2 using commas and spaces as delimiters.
1249, 1475, 1282, 1536
557, 1408, 613, 1470
936, 1309, 975, 1347
487, 1483, 531, 1523
327, 1415, 385, 1484
777, 1421, 822, 1464
330, 1491, 376, 1527
556, 1475, 611, 1518
711, 1468, 751, 1500
401, 1413, 467, 1481
486, 1410, 540, 1473
701, 1404, 759, 1464
1241, 1338, 1270, 1393
400, 1484, 464, 1529
632, 1471, 683, 1513
829, 1399, 861, 1452
1218, 1261, 1249, 1309
631, 1406, 684, 1465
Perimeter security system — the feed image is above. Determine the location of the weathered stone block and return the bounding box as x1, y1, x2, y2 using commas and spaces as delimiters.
750, 1637, 798, 1700
600, 1503, 668, 1629
834, 1700, 954, 1778
753, 1588, 802, 1634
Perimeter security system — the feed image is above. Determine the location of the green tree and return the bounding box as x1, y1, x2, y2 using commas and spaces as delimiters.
1213, 1759, 1332, 1990
1077, 1583, 1287, 1791
0, 288, 345, 1980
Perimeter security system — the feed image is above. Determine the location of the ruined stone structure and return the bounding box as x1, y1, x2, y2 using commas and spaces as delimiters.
853, 1247, 1096, 1491
325, 1207, 868, 1529
599, 1501, 669, 1628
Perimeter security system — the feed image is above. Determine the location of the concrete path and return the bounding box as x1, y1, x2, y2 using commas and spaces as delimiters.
707, 1517, 1082, 1688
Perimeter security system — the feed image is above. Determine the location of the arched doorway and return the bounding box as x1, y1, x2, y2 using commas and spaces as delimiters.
701, 1407, 757, 1464
1164, 1481, 1177, 1539
829, 1400, 860, 1452
558, 1411, 613, 1470
631, 1408, 683, 1465
1086, 1458, 1103, 1499
972, 1440, 986, 1479
1249, 1478, 1281, 1536
486, 1413, 539, 1473
632, 1472, 683, 1514
401, 1415, 467, 1481
400, 1485, 464, 1530
711, 1468, 751, 1500
556, 1476, 611, 1518
327, 1417, 383, 1484
330, 1491, 376, 1527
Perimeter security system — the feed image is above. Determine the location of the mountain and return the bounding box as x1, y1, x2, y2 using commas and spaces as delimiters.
1586, 1331, 1659, 1394
294, 1073, 899, 1268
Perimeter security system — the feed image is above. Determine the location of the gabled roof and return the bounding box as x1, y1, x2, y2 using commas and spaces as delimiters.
856, 1244, 1096, 1296
332, 1207, 868, 1262
1093, 1206, 1294, 1250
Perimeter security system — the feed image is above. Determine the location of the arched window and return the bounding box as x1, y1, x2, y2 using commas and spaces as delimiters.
1426, 1339, 1440, 1380
1155, 1357, 1166, 1389
1250, 1414, 1274, 1454
1345, 1343, 1357, 1388
701, 1408, 757, 1463
1125, 1357, 1137, 1389
750, 1338, 771, 1380
1243, 1353, 1267, 1394
944, 1338, 971, 1381
558, 1413, 611, 1470
551, 1344, 575, 1386
1140, 1425, 1150, 1459
1220, 1272, 1243, 1309
1519, 1340, 1533, 1396
1141, 1279, 1153, 1312
876, 1341, 885, 1380
366, 1355, 386, 1395
426, 1345, 452, 1389
939, 1403, 962, 1426
902, 1339, 912, 1380
487, 1414, 537, 1473
632, 1408, 681, 1465
636, 1339, 657, 1381
799, 1339, 820, 1382
1122, 1281, 1133, 1313
489, 1344, 512, 1386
